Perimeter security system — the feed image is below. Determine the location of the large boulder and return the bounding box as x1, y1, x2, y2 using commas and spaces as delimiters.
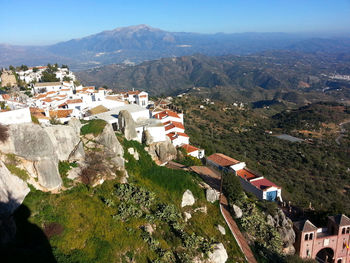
181, 189, 195, 208
118, 110, 138, 141
96, 124, 124, 168
68, 117, 82, 135
0, 160, 30, 217
34, 159, 62, 190
145, 137, 177, 164
206, 188, 220, 203
208, 243, 228, 263
44, 125, 83, 161
0, 123, 62, 190
267, 208, 296, 255
0, 160, 30, 245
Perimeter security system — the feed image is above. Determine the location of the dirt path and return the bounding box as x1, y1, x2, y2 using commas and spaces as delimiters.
336, 120, 350, 145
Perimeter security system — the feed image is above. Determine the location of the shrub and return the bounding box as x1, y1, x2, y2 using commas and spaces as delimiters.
31, 114, 40, 124
0, 123, 9, 142
80, 119, 107, 136
222, 172, 244, 204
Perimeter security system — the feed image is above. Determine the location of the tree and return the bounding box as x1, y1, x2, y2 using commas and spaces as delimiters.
63, 76, 72, 82
222, 171, 244, 204
9, 65, 15, 71
32, 67, 38, 73
40, 71, 59, 82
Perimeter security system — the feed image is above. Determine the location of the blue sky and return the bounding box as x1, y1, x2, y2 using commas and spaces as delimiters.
1, 0, 350, 45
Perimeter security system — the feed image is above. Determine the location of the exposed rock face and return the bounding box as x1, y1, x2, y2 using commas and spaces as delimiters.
145, 137, 177, 164
0, 160, 30, 217
0, 123, 62, 190
118, 110, 138, 141
206, 188, 220, 203
96, 124, 124, 168
44, 125, 83, 161
68, 117, 82, 135
208, 243, 228, 263
232, 204, 243, 219
267, 209, 296, 255
0, 160, 30, 245
181, 190, 195, 207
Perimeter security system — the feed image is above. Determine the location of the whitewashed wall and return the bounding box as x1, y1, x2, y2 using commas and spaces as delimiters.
0, 107, 32, 125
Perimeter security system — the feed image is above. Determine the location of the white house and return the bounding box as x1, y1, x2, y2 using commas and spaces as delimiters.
181, 144, 205, 159
166, 132, 189, 147
0, 107, 31, 125
34, 82, 62, 93
154, 110, 184, 124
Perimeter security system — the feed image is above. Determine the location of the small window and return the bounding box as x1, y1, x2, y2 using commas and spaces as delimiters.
309, 233, 313, 240
305, 234, 309, 241
337, 259, 342, 263
306, 249, 310, 257
342, 228, 346, 234
347, 227, 350, 234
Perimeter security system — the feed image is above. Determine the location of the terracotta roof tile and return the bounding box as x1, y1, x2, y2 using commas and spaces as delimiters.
66, 99, 82, 104
181, 144, 199, 153
49, 109, 73, 118
207, 153, 240, 167
250, 178, 279, 190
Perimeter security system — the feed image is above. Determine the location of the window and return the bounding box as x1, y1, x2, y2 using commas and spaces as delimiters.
306, 249, 310, 257
342, 228, 346, 234
337, 259, 342, 263
309, 233, 313, 240
347, 227, 350, 234
305, 234, 309, 241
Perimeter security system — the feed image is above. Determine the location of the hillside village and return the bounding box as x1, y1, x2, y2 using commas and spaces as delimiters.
2, 65, 349, 263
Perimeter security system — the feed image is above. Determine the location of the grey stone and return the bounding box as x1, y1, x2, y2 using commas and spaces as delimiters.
208, 243, 228, 263
34, 159, 62, 190
127, 147, 139, 160
181, 189, 195, 207
68, 117, 82, 135
118, 110, 138, 141
146, 137, 177, 164
232, 204, 243, 219
217, 225, 226, 235
44, 125, 81, 161
0, 160, 30, 217
184, 212, 192, 222
206, 188, 220, 203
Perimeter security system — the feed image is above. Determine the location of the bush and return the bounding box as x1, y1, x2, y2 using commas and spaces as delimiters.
222, 172, 244, 204
0, 123, 9, 142
43, 222, 64, 239
80, 119, 107, 136
31, 114, 40, 124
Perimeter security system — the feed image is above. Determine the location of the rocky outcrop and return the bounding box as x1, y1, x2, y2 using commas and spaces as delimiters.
127, 147, 139, 160
0, 160, 30, 245
118, 110, 138, 141
0, 160, 30, 217
207, 243, 228, 263
145, 137, 177, 164
184, 212, 192, 222
44, 125, 83, 161
232, 204, 243, 219
68, 117, 82, 135
206, 188, 220, 203
267, 208, 295, 255
0, 123, 62, 190
181, 190, 195, 207
96, 124, 124, 168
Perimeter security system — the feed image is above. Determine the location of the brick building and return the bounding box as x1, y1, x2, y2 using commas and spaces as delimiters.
294, 214, 350, 263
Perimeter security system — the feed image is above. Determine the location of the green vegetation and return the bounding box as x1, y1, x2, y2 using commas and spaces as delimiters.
175, 96, 350, 217
176, 148, 203, 166
4, 134, 244, 263
80, 119, 107, 136
31, 114, 40, 124
222, 172, 244, 203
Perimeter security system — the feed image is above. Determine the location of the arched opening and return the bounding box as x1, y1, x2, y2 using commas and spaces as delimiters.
316, 247, 334, 263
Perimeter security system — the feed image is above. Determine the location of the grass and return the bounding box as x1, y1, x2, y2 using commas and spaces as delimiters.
5, 163, 29, 181
80, 119, 107, 136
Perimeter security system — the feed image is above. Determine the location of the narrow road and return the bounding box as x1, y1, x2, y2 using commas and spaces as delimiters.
190, 166, 257, 263
335, 120, 350, 145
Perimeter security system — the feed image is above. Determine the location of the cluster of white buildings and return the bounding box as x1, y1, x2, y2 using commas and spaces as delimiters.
0, 66, 203, 160
16, 66, 76, 84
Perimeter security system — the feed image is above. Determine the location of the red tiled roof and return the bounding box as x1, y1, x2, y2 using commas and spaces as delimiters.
182, 144, 199, 153
207, 153, 240, 167
42, 98, 53, 102
2, 94, 10, 100
166, 132, 189, 140
155, 110, 181, 120
49, 109, 73, 118
139, 95, 147, 98
250, 178, 279, 191
164, 121, 185, 131
66, 99, 82, 104
236, 168, 258, 180
29, 107, 45, 114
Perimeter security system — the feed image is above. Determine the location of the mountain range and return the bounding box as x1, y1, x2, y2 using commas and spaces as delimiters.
1, 24, 350, 71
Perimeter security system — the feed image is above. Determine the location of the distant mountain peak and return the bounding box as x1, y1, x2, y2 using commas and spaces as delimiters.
111, 24, 162, 33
